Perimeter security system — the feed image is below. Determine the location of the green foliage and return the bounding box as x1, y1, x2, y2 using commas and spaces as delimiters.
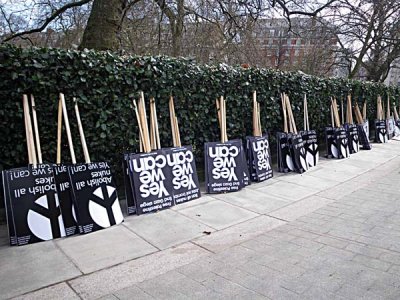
1, 45, 399, 184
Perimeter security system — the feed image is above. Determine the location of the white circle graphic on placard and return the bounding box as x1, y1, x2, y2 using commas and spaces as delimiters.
299, 148, 308, 171
286, 155, 294, 171
27, 194, 65, 240
331, 144, 339, 158
89, 186, 124, 228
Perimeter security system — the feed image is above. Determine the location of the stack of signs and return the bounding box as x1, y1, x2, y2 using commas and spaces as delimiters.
125, 94, 200, 215
3, 95, 65, 246
344, 95, 359, 154
354, 102, 371, 150
300, 94, 319, 168
374, 96, 388, 143
205, 96, 249, 193
277, 93, 308, 173
246, 91, 273, 182
61, 95, 123, 234
325, 98, 350, 159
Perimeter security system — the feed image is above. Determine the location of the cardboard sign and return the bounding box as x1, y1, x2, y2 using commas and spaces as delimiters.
122, 153, 136, 215
345, 124, 359, 154
325, 127, 350, 159
128, 150, 174, 215
374, 120, 388, 143
4, 165, 66, 246
165, 146, 201, 205
68, 162, 123, 234
387, 117, 395, 139
394, 119, 400, 137
53, 164, 78, 236
288, 133, 308, 173
246, 135, 273, 182
300, 130, 319, 168
241, 144, 251, 187
357, 121, 371, 150
204, 140, 246, 193
277, 132, 293, 173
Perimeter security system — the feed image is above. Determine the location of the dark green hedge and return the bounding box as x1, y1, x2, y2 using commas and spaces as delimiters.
1, 45, 399, 182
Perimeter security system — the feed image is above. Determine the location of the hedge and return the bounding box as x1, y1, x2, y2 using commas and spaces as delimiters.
1, 45, 399, 185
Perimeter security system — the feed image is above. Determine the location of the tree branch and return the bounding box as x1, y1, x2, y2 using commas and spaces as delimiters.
2, 0, 92, 43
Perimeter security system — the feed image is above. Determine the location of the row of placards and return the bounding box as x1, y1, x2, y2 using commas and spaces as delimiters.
3, 162, 123, 246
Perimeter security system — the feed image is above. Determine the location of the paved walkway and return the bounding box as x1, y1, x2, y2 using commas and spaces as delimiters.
1, 141, 400, 299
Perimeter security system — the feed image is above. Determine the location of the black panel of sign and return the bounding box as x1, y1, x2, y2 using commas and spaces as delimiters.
357, 121, 371, 150
128, 150, 174, 215
165, 146, 201, 205
325, 127, 350, 159
387, 118, 395, 139
395, 120, 400, 137
246, 135, 273, 182
5, 165, 65, 246
68, 162, 123, 234
288, 133, 308, 173
204, 140, 245, 193
277, 132, 293, 173
374, 120, 388, 143
2, 169, 17, 245
240, 143, 251, 187
53, 164, 78, 236
122, 153, 136, 215
300, 130, 319, 168
345, 124, 359, 154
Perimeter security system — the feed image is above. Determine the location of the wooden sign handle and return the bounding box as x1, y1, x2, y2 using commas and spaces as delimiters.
30, 95, 43, 164
169, 96, 177, 147
23, 94, 37, 167
56, 98, 63, 164
74, 98, 91, 164
132, 100, 146, 152
23, 95, 34, 165
60, 93, 76, 164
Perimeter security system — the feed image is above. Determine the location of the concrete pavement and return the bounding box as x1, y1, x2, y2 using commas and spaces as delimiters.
2, 141, 400, 299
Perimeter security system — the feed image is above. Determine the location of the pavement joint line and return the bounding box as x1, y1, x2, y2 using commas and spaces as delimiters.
264, 215, 289, 222
120, 223, 162, 251
52, 240, 85, 275
65, 281, 83, 300
189, 240, 216, 254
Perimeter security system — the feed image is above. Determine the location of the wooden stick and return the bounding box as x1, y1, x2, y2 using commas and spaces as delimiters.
253, 91, 258, 136
393, 105, 399, 120
169, 96, 177, 147
60, 93, 76, 164
25, 95, 37, 167
281, 93, 288, 133
331, 101, 334, 127
149, 98, 156, 149
30, 95, 43, 164
219, 96, 224, 142
56, 98, 63, 164
387, 96, 390, 120
139, 92, 151, 152
132, 100, 146, 153
74, 98, 91, 164
286, 94, 297, 134
354, 103, 363, 125
363, 102, 367, 120
333, 98, 341, 127
23, 95, 33, 164
257, 102, 262, 136
153, 99, 161, 149
174, 116, 181, 147
341, 98, 344, 125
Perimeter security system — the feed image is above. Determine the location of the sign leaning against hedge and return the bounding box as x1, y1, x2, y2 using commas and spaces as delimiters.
0, 45, 400, 183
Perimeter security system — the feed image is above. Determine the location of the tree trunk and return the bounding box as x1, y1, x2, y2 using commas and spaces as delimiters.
79, 0, 127, 50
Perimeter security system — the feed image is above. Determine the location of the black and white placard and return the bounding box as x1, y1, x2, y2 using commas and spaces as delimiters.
3, 169, 18, 245
357, 120, 371, 150
325, 127, 350, 159
4, 165, 65, 246
374, 120, 388, 143
387, 117, 395, 140
345, 124, 360, 154
288, 133, 308, 173
246, 135, 273, 182
68, 162, 123, 234
53, 164, 78, 236
165, 146, 201, 204
277, 132, 293, 173
204, 140, 246, 193
123, 153, 136, 215
300, 130, 319, 168
128, 150, 174, 214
